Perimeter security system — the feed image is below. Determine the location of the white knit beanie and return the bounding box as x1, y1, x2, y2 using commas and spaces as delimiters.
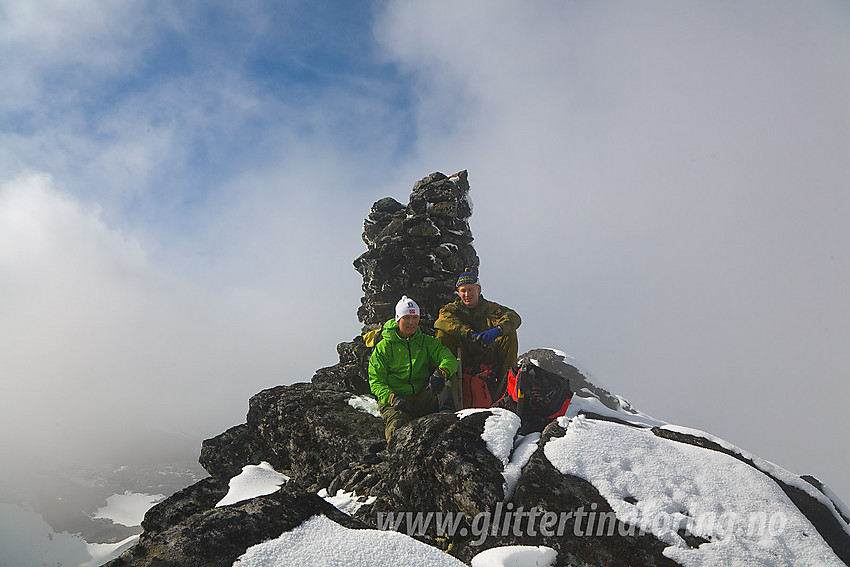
395, 296, 420, 321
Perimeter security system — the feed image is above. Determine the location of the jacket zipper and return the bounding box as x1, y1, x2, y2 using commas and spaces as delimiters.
407, 339, 414, 393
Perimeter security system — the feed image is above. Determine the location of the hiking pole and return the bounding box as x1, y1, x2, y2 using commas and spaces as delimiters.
453, 347, 463, 410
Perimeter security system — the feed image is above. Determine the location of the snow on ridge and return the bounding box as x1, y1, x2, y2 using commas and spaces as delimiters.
565, 394, 665, 428
216, 462, 289, 508
502, 432, 541, 500
544, 415, 845, 567
470, 545, 557, 567
457, 408, 539, 499
82, 534, 139, 567
529, 348, 641, 416
232, 514, 466, 566
233, 513, 552, 567
457, 408, 519, 465
658, 423, 850, 539
317, 488, 376, 515
539, 347, 600, 383
539, 347, 850, 544
820, 482, 850, 526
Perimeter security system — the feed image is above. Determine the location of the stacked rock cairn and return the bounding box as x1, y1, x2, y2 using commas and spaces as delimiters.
312, 170, 479, 394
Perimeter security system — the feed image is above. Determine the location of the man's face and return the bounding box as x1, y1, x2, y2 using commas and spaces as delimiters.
397, 314, 420, 338
457, 284, 481, 309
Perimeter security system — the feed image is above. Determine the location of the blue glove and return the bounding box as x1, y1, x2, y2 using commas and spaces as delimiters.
478, 327, 502, 347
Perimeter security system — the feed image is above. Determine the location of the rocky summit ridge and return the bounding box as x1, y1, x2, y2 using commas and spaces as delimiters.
107, 172, 850, 567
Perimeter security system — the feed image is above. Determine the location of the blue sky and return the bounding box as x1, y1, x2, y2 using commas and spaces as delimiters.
2, 1, 849, 502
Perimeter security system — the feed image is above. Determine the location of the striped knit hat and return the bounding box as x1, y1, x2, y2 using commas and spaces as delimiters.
456, 268, 479, 288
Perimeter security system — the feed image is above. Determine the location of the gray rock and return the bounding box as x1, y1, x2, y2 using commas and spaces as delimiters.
106, 485, 365, 567
246, 383, 385, 490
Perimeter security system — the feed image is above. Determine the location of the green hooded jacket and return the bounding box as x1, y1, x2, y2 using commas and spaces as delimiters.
368, 319, 458, 405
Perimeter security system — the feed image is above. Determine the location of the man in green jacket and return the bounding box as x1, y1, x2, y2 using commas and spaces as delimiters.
435, 268, 521, 408
369, 295, 458, 441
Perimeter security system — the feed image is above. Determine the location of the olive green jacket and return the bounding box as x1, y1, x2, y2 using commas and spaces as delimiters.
434, 295, 522, 337
368, 319, 458, 405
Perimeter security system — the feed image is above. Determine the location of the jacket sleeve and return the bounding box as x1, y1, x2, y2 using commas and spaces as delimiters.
434, 303, 472, 336
490, 302, 522, 334
427, 335, 459, 376
368, 346, 394, 405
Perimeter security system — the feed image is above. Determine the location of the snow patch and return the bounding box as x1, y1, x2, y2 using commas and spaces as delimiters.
565, 394, 665, 428
503, 433, 541, 500
657, 423, 850, 539
348, 394, 381, 418
470, 545, 557, 567
82, 534, 139, 567
232, 514, 466, 566
457, 408, 538, 499
93, 491, 165, 527
317, 488, 376, 515
216, 462, 289, 507
458, 408, 520, 465
544, 416, 844, 566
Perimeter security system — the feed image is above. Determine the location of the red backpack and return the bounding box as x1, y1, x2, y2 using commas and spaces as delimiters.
492, 360, 573, 434
462, 364, 499, 409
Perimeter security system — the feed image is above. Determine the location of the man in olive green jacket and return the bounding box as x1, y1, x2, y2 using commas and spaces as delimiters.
369, 296, 458, 441
435, 268, 521, 408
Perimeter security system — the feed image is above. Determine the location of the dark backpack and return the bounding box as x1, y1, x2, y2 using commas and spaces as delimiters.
492, 359, 573, 434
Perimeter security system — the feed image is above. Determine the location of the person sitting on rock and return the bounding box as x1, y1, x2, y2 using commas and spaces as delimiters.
435, 268, 522, 409
368, 295, 458, 442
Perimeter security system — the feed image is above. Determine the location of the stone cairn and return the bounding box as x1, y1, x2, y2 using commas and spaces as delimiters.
312, 170, 479, 394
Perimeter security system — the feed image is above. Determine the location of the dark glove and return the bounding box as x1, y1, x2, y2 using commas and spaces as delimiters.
466, 329, 485, 349
478, 327, 502, 347
387, 393, 411, 414
429, 367, 448, 395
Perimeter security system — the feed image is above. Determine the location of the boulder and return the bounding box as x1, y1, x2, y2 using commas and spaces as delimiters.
246, 383, 385, 490
107, 485, 365, 567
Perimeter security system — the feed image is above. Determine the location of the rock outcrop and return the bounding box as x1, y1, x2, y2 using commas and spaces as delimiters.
106, 479, 366, 567
108, 171, 850, 567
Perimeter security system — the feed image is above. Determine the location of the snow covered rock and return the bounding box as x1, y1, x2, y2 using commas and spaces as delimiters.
107, 484, 366, 567
198, 423, 270, 481
199, 382, 385, 489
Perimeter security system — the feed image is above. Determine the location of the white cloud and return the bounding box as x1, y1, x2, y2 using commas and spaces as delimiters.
0, 172, 364, 466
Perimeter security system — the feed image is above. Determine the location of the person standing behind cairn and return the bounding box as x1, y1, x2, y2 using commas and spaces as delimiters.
368, 296, 458, 442
435, 268, 521, 409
